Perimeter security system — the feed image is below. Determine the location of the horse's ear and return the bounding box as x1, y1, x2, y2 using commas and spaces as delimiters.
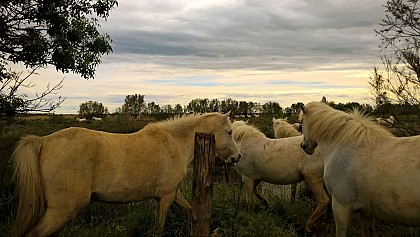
285, 117, 288, 120
321, 96, 327, 104
224, 111, 231, 118
300, 105, 305, 113
272, 117, 276, 123
245, 119, 249, 123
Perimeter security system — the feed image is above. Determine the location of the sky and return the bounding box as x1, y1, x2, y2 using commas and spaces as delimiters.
18, 0, 388, 114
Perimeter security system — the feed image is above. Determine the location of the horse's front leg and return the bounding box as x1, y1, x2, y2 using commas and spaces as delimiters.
155, 192, 176, 236
332, 197, 352, 237
242, 176, 256, 211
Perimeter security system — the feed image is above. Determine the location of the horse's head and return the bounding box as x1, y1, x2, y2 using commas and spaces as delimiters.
213, 112, 241, 163
272, 117, 288, 134
299, 97, 326, 155
299, 107, 317, 155
272, 117, 288, 129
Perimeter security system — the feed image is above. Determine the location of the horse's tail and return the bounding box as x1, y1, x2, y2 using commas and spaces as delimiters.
11, 135, 45, 237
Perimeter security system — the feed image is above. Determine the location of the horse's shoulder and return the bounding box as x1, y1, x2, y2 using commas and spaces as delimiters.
141, 124, 171, 139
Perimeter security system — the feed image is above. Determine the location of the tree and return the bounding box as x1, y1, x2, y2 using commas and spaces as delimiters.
0, 67, 64, 121
238, 101, 249, 117
187, 98, 209, 114
146, 102, 161, 115
262, 101, 282, 115
0, 0, 117, 79
174, 103, 183, 114
372, 0, 420, 135
122, 94, 145, 118
162, 104, 173, 114
78, 100, 108, 120
0, 0, 117, 119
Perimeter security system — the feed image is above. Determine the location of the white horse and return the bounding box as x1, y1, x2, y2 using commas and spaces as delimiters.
76, 118, 87, 122
272, 117, 303, 202
12, 112, 240, 237
300, 97, 420, 237
272, 117, 301, 138
232, 120, 330, 232
375, 115, 394, 126
92, 117, 103, 121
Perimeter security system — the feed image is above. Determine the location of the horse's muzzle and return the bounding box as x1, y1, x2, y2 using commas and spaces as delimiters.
229, 154, 241, 163
300, 143, 314, 155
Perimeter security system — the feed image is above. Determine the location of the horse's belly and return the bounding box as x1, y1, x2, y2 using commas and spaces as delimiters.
91, 182, 157, 203
369, 204, 420, 226
260, 169, 303, 184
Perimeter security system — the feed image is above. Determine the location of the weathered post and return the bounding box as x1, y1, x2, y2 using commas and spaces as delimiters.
190, 132, 216, 237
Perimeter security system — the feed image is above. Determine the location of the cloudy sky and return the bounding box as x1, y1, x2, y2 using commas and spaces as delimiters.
21, 0, 388, 114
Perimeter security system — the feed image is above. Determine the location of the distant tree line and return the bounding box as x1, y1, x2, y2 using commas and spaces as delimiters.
78, 93, 376, 120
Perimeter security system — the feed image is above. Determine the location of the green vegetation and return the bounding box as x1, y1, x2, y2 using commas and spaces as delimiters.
1, 114, 419, 236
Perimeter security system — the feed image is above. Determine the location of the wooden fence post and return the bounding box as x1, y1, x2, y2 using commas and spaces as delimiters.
190, 132, 216, 237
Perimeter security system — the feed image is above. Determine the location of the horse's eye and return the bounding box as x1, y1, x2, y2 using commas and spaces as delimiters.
228, 130, 232, 135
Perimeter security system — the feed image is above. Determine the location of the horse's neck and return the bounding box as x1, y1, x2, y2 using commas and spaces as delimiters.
166, 121, 205, 164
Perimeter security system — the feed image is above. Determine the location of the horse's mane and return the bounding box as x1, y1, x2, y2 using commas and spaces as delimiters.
302, 102, 394, 146
150, 112, 224, 129
232, 120, 266, 142
273, 119, 301, 138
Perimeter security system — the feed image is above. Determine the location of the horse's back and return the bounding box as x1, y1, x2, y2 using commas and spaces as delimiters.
235, 136, 308, 184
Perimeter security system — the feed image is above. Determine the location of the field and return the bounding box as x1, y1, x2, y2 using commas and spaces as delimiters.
0, 114, 419, 236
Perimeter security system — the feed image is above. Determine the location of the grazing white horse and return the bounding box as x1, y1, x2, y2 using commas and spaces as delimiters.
300, 97, 420, 237
76, 118, 87, 122
92, 117, 103, 121
375, 115, 394, 126
12, 112, 240, 237
232, 120, 330, 232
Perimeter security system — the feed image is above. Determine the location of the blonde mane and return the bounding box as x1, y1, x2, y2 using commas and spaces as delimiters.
148, 112, 224, 129
301, 102, 394, 147
232, 120, 266, 142
273, 119, 301, 138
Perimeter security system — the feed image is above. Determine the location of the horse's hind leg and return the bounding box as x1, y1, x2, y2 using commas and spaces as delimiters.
304, 175, 330, 233
26, 207, 70, 237
360, 214, 376, 237
253, 179, 268, 206
290, 183, 297, 202
29, 195, 91, 236
155, 192, 176, 236
174, 189, 192, 217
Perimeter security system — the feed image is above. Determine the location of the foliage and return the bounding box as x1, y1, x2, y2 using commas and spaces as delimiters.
121, 94, 145, 118
371, 0, 420, 135
78, 100, 108, 120
328, 101, 374, 114
285, 102, 304, 115
261, 101, 282, 116
0, 0, 117, 119
0, 0, 117, 79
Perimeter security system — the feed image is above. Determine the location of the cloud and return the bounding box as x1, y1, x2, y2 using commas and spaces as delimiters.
13, 0, 387, 114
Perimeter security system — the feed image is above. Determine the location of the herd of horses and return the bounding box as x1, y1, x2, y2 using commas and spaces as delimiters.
10, 97, 420, 236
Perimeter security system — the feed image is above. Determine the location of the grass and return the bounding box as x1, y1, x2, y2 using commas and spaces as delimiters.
0, 114, 419, 236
